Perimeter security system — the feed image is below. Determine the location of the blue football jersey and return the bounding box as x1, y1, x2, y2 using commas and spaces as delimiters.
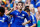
33, 16, 37, 27
37, 0, 40, 2
28, 15, 33, 26
29, 15, 37, 27
10, 10, 30, 27
0, 15, 10, 27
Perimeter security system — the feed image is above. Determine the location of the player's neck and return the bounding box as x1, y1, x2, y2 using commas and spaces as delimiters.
18, 9, 22, 13
29, 14, 30, 16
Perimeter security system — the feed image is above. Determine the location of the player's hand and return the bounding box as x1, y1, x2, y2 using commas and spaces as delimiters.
22, 23, 26, 25
10, 8, 14, 11
30, 26, 34, 27
30, 26, 33, 27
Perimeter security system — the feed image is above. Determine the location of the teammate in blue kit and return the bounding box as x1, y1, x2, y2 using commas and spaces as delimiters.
25, 8, 37, 27
10, 17, 14, 27
0, 7, 10, 27
10, 2, 30, 27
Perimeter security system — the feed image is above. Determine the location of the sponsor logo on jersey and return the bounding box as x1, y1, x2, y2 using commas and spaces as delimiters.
17, 16, 24, 19
17, 13, 18, 15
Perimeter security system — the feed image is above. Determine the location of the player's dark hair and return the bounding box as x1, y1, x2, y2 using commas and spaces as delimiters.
25, 6, 29, 9
16, 3, 18, 6
24, 8, 30, 12
0, 7, 5, 13
18, 1, 24, 6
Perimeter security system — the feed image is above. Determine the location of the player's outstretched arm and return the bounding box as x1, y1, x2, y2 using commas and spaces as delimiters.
22, 20, 30, 25
22, 13, 31, 25
8, 24, 10, 27
30, 24, 36, 27
6, 8, 14, 15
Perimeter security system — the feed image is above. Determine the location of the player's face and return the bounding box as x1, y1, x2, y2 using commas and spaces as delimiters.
38, 7, 40, 12
18, 3, 23, 10
26, 11, 30, 16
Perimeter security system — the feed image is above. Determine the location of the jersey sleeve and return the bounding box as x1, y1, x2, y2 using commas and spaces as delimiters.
10, 17, 14, 24
25, 13, 30, 21
10, 11, 15, 16
5, 15, 11, 24
7, 16, 11, 24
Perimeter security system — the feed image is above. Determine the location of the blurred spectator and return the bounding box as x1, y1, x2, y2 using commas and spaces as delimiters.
5, 7, 14, 15
0, 0, 2, 4
29, 4, 36, 16
22, 0, 25, 3
18, 0, 21, 2
1, 1, 6, 8
2, 0, 6, 2
0, 0, 6, 7
28, 0, 31, 5
36, 1, 40, 21
36, 2, 40, 27
15, 0, 21, 3
6, 0, 10, 4
30, 0, 38, 8
9, 0, 12, 3
6, 0, 14, 8
24, 8, 37, 27
6, 0, 10, 7
10, 3, 13, 8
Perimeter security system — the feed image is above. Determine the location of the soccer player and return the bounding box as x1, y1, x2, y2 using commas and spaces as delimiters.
10, 2, 30, 27
25, 8, 37, 27
0, 7, 10, 27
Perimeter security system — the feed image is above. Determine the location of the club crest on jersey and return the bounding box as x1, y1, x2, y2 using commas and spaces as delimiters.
17, 13, 18, 15
22, 14, 25, 16
3, 18, 5, 20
